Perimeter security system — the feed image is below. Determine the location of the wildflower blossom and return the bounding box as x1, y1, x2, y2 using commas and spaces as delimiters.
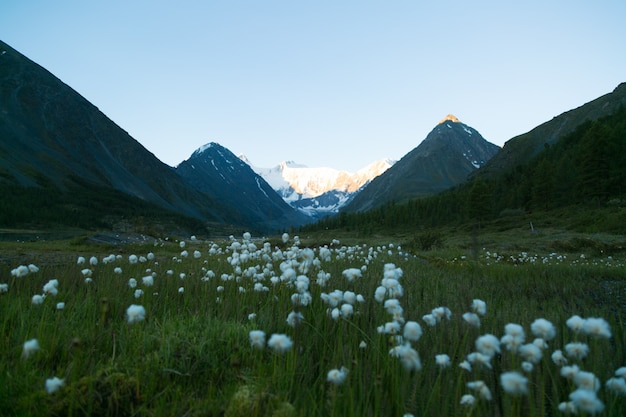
606, 377, 626, 395
475, 334, 500, 357
521, 361, 533, 373
89, 256, 98, 266
42, 279, 59, 296
561, 365, 581, 380
389, 343, 422, 371
431, 306, 452, 321
11, 265, 30, 278
267, 334, 293, 354
467, 352, 492, 369
566, 315, 585, 333
569, 388, 604, 414
126, 304, 146, 324
518, 343, 542, 364
435, 354, 451, 368
286, 311, 304, 327
128, 278, 137, 288
462, 312, 481, 328
0, 283, 7, 293
551, 350, 568, 366
56, 302, 65, 310
77, 256, 85, 265
22, 339, 40, 359
129, 254, 138, 264
530, 318, 556, 341
340, 303, 354, 318
558, 401, 578, 414
45, 377, 65, 394
582, 317, 611, 339
500, 371, 528, 395
247, 313, 256, 321
459, 360, 472, 372
342, 268, 362, 282
616, 367, 626, 378
422, 314, 437, 327
114, 267, 123, 274
249, 330, 266, 349
471, 299, 487, 315
178, 287, 184, 294
31, 294, 44, 305
565, 342, 589, 361
467, 380, 492, 401
460, 394, 476, 406
403, 321, 422, 342
574, 371, 601, 392
141, 275, 154, 286
326, 367, 348, 385
134, 289, 144, 298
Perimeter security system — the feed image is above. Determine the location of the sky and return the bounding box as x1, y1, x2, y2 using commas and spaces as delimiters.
2, 1, 625, 172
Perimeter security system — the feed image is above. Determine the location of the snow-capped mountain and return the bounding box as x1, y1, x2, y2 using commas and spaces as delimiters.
239, 157, 395, 217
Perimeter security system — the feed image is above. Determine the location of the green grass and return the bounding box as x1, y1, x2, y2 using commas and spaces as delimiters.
0, 233, 624, 416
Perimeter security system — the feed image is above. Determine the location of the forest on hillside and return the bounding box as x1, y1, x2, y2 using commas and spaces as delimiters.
303, 106, 626, 235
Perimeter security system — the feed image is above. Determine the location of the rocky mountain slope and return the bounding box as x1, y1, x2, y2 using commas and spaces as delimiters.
176, 143, 311, 231
477, 83, 626, 178
344, 115, 500, 213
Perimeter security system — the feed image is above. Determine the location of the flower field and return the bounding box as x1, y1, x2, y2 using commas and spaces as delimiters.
1, 233, 625, 416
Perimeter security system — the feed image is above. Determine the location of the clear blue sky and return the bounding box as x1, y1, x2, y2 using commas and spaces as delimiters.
2, 1, 625, 172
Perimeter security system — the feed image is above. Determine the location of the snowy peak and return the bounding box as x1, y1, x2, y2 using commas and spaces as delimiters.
241, 157, 395, 217
438, 114, 461, 124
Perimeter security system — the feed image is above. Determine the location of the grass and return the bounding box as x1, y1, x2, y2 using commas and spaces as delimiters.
0, 231, 625, 416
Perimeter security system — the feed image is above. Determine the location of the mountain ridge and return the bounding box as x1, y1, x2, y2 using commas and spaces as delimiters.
344, 116, 500, 213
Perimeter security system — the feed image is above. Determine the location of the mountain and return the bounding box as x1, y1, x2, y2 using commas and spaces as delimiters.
0, 40, 254, 233
243, 158, 394, 217
343, 115, 500, 213
477, 83, 626, 178
176, 143, 311, 231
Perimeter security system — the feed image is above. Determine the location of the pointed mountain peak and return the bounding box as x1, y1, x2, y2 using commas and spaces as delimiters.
438, 114, 461, 124
192, 142, 220, 156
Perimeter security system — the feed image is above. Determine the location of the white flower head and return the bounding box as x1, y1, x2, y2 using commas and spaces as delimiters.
403, 321, 422, 342
582, 317, 611, 339
460, 394, 476, 406
435, 354, 451, 368
530, 318, 556, 341
286, 311, 304, 327
519, 343, 543, 364
463, 312, 481, 328
22, 338, 40, 359
45, 376, 65, 394
500, 371, 528, 395
249, 330, 266, 349
565, 342, 589, 361
126, 304, 146, 324
606, 377, 626, 396
267, 334, 293, 354
569, 388, 604, 414
475, 334, 501, 358
551, 349, 568, 366
566, 315, 585, 333
471, 299, 487, 315
327, 366, 348, 385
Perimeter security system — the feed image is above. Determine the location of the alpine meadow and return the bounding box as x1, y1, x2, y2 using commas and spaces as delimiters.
1, 38, 626, 416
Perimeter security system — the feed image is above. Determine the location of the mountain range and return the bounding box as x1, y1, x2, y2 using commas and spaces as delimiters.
242, 158, 395, 217
1, 39, 624, 236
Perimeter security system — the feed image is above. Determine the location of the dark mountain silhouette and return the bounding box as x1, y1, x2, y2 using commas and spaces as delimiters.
0, 40, 254, 233
343, 115, 500, 212
176, 143, 311, 232
476, 83, 626, 178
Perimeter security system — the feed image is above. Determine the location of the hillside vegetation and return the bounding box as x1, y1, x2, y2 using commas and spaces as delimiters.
303, 106, 626, 236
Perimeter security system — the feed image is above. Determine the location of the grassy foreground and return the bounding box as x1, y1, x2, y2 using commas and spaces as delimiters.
0, 233, 625, 416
